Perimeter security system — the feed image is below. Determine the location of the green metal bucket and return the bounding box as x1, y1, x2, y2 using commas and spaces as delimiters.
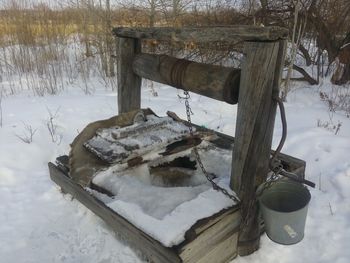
258, 179, 311, 245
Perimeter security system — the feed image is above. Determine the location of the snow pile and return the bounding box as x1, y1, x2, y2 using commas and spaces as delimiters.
0, 81, 350, 262
91, 145, 235, 247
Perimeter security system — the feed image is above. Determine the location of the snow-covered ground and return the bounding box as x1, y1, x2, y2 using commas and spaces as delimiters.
0, 79, 349, 263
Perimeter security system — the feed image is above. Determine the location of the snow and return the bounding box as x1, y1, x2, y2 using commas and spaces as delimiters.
1, 80, 350, 262
91, 144, 235, 247
85, 115, 192, 164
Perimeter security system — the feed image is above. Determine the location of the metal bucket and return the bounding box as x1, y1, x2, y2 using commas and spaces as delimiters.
258, 179, 311, 245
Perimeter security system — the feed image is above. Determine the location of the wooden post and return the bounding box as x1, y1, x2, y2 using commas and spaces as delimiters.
117, 37, 141, 114
255, 40, 287, 187
230, 41, 281, 256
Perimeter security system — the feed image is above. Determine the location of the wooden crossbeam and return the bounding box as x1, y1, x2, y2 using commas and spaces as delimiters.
113, 26, 288, 43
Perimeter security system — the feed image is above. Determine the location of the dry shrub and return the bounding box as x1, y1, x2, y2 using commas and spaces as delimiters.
0, 0, 118, 95
320, 88, 350, 117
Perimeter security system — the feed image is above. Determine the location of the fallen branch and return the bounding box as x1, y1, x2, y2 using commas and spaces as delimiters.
292, 64, 318, 85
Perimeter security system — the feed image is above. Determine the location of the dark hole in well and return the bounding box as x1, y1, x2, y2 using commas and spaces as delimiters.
149, 156, 200, 187
160, 137, 202, 156
152, 156, 197, 170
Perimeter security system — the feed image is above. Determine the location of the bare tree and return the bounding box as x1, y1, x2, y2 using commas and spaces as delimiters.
251, 0, 349, 85
159, 0, 192, 26
283, 0, 308, 100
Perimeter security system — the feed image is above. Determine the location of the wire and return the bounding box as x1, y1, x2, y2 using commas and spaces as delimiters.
269, 96, 287, 172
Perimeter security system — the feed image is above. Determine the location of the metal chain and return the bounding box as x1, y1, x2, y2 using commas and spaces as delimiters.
181, 90, 241, 204
180, 91, 314, 229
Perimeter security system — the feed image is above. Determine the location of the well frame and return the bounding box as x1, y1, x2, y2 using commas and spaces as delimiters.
114, 25, 288, 255
48, 26, 306, 263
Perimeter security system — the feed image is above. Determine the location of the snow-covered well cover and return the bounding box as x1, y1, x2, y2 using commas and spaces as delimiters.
84, 115, 193, 164
89, 115, 237, 247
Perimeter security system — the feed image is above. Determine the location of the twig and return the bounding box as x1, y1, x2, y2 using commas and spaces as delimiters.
329, 202, 334, 216
15, 122, 37, 144
46, 106, 62, 144
318, 173, 322, 191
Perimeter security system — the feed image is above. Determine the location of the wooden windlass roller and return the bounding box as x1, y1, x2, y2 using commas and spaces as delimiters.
133, 54, 241, 104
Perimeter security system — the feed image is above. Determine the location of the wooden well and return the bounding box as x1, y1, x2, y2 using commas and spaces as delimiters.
48, 26, 301, 263
49, 127, 305, 263
114, 25, 288, 256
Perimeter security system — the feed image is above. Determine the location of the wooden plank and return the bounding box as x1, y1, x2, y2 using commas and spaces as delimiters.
117, 37, 142, 114
213, 132, 306, 177
165, 111, 306, 177
254, 39, 287, 186
209, 133, 306, 178
113, 26, 288, 43
183, 208, 239, 241
176, 209, 241, 263
230, 41, 280, 256
132, 54, 240, 104
48, 163, 181, 263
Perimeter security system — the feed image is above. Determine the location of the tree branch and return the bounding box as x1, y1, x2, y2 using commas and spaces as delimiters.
292, 64, 318, 85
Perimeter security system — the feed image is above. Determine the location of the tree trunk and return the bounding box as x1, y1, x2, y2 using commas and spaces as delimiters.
150, 0, 156, 27
332, 62, 350, 85
298, 43, 312, 66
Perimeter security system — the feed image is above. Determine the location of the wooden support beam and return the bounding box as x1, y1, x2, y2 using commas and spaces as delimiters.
113, 26, 288, 43
117, 37, 141, 114
133, 54, 240, 104
230, 41, 280, 256
255, 39, 287, 187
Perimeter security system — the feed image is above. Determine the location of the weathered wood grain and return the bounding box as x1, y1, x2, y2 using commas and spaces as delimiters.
255, 39, 287, 186
113, 26, 288, 43
117, 37, 141, 114
183, 208, 239, 241
132, 53, 240, 104
230, 41, 280, 256
176, 208, 241, 263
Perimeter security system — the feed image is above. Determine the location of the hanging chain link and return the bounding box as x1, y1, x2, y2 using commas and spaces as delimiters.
180, 90, 314, 229
181, 90, 241, 204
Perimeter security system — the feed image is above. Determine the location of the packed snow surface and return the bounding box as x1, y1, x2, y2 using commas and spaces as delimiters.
92, 142, 235, 247
1, 81, 350, 262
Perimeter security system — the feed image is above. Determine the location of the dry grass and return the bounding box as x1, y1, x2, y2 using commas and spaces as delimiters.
0, 1, 118, 95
